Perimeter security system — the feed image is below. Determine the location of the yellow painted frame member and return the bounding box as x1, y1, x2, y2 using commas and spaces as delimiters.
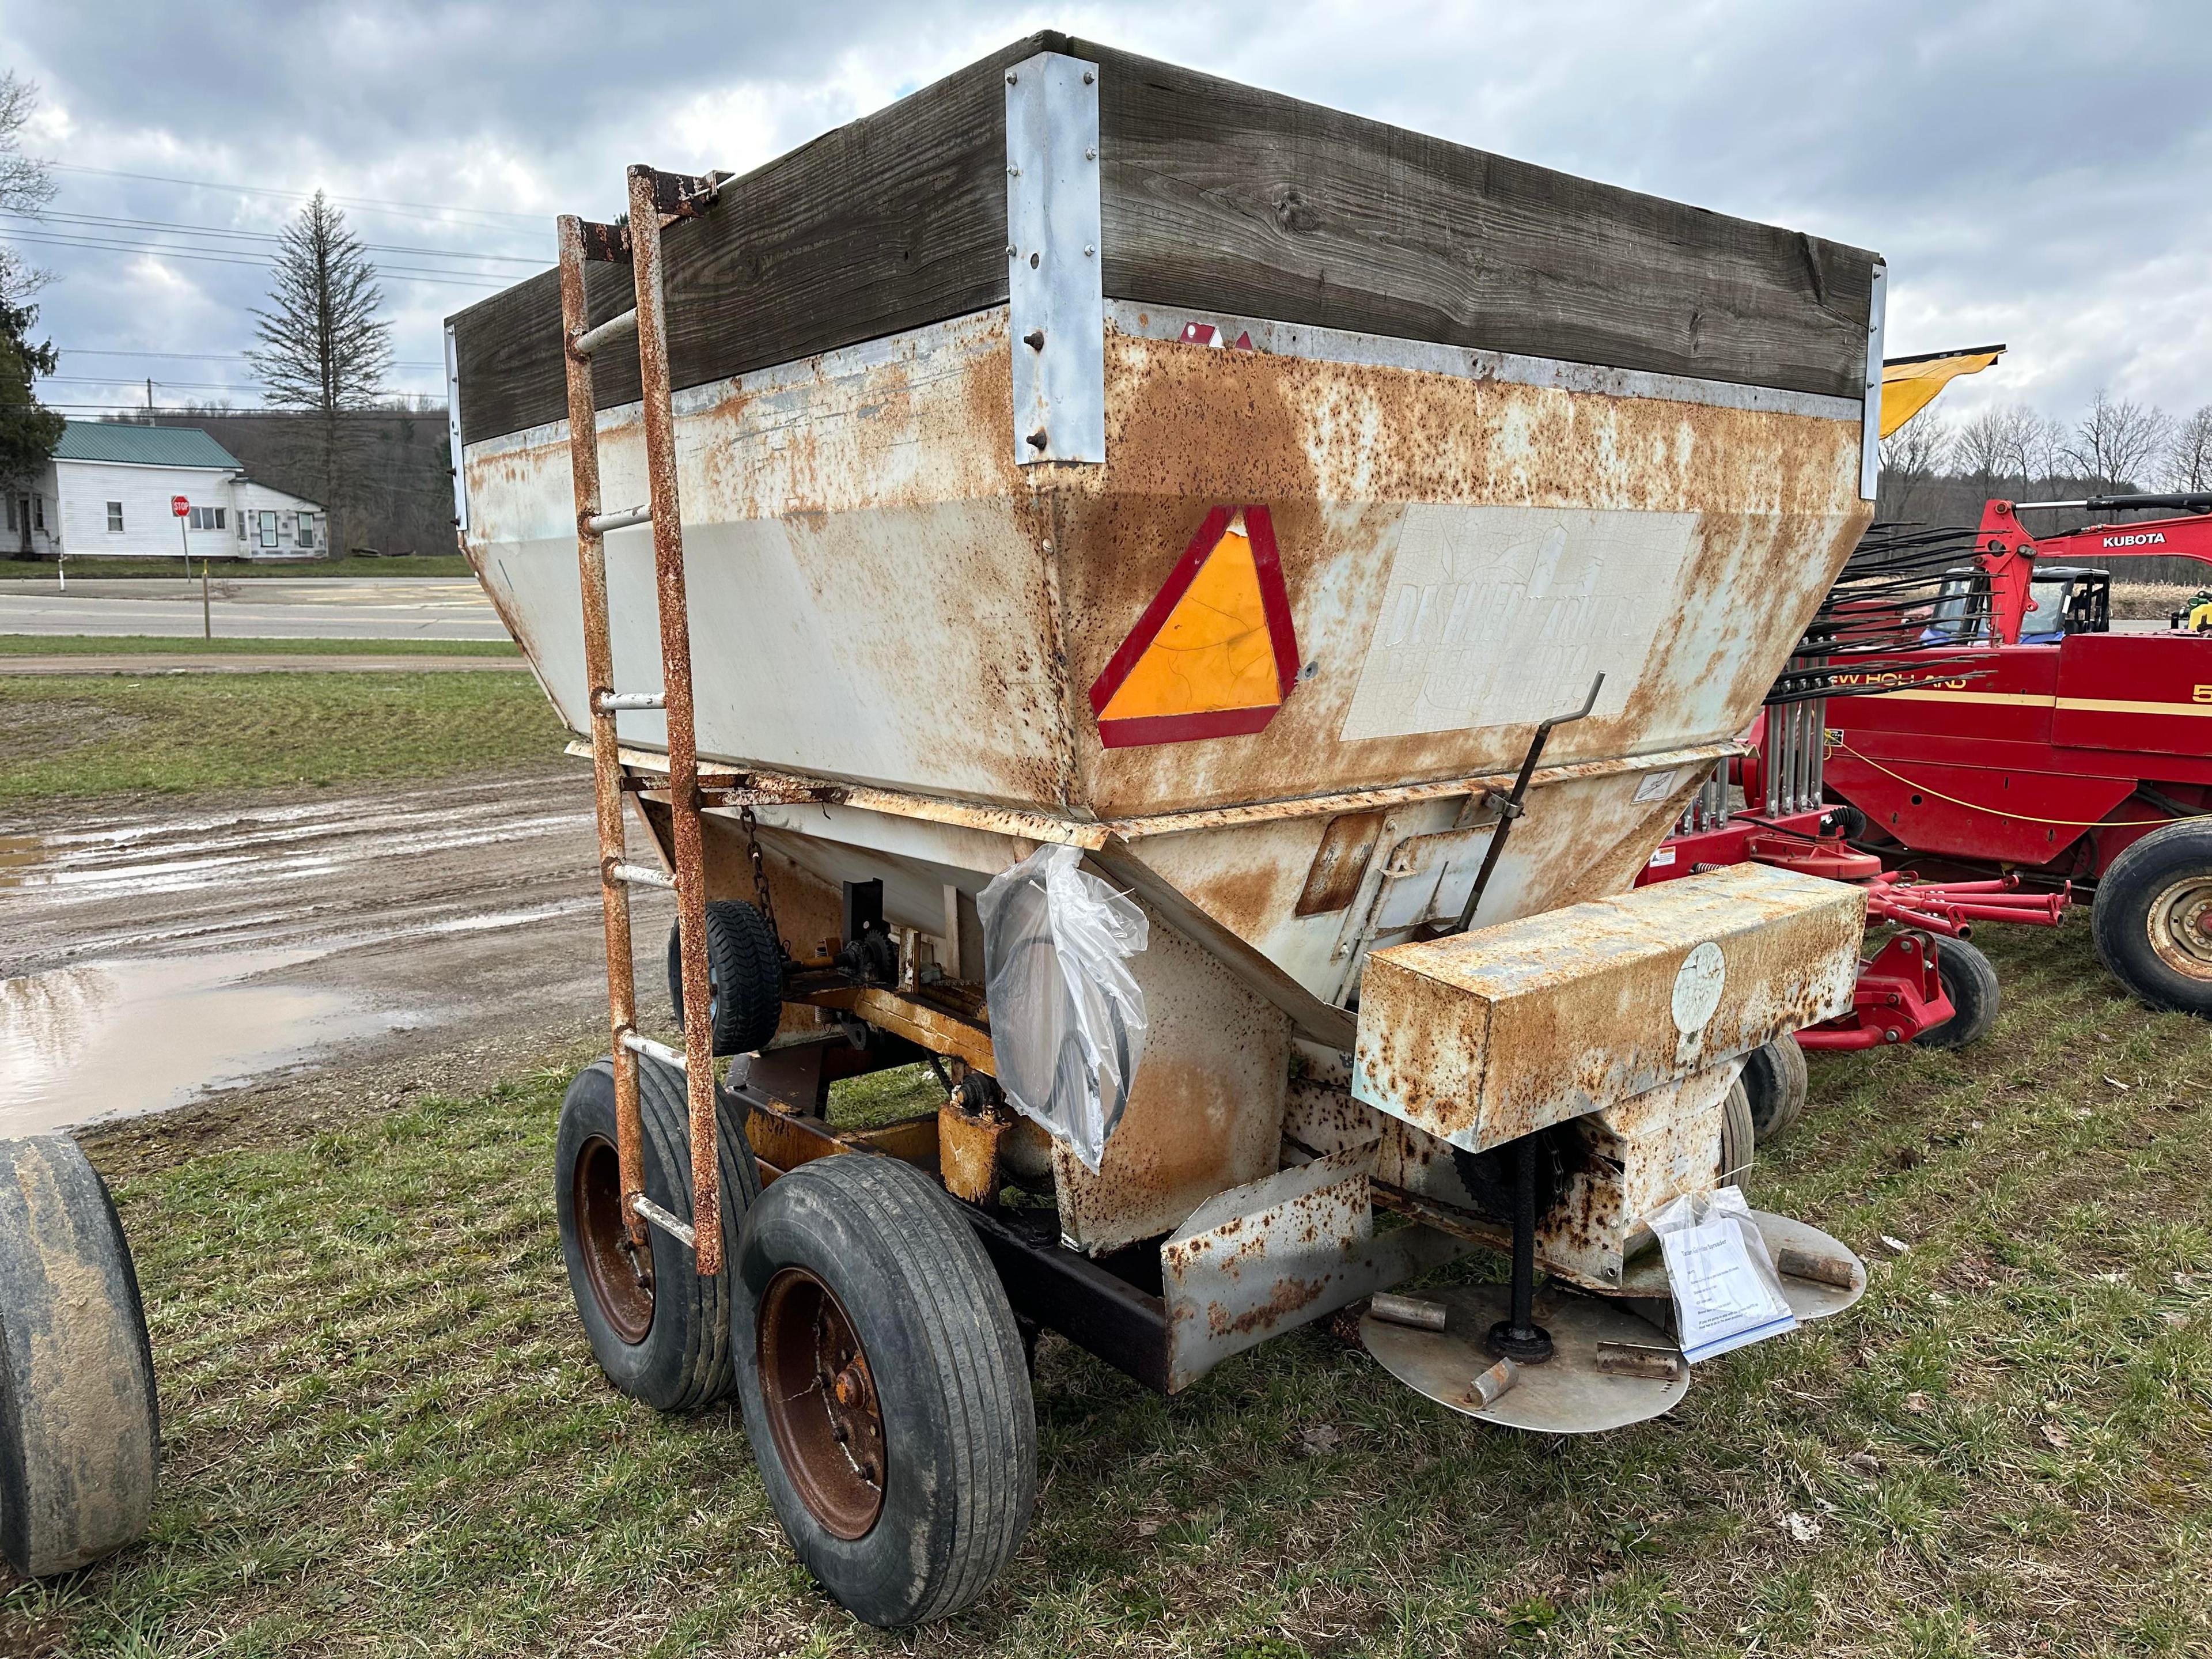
1880, 344, 2005, 437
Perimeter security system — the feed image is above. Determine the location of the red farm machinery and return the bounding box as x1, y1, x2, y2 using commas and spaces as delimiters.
1822, 490, 2212, 1017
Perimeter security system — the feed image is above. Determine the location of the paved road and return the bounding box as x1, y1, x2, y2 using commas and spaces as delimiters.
1, 653, 529, 675
0, 577, 509, 641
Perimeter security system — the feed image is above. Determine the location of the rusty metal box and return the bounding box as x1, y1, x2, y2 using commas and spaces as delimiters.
1351, 864, 1863, 1153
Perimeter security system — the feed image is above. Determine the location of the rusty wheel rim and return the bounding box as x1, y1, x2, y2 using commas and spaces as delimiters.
573, 1134, 654, 1344
2148, 874, 2212, 980
757, 1266, 885, 1539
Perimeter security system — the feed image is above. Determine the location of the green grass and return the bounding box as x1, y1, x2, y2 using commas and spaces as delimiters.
0, 634, 519, 657
18, 922, 2212, 1656
0, 554, 474, 578
0, 669, 563, 800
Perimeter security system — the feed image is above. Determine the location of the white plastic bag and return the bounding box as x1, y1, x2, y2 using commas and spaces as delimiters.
976, 844, 1149, 1172
1647, 1184, 1797, 1363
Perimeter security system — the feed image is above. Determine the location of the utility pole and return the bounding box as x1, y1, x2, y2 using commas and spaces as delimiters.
145, 377, 153, 418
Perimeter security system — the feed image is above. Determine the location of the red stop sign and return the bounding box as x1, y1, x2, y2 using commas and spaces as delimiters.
171, 496, 190, 517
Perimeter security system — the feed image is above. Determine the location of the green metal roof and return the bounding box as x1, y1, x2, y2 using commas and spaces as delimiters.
52, 421, 243, 470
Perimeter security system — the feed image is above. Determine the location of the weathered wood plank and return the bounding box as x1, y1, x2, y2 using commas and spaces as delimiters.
450, 45, 1027, 446
453, 31, 1876, 447
1077, 37, 1874, 399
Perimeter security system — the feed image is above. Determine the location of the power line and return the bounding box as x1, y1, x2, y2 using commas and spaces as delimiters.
50, 161, 550, 230
3, 208, 546, 266
2, 229, 512, 289
55, 348, 447, 369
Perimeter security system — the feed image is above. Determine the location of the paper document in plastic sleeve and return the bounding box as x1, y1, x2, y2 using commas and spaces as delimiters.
1647, 1185, 1797, 1362
976, 845, 1149, 1172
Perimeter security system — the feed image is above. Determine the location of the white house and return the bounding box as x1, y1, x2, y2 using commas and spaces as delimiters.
7, 421, 325, 562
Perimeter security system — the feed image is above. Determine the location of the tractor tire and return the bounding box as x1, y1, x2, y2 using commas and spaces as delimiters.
668, 899, 784, 1057
1719, 1081, 1756, 1191
2092, 818, 2212, 1017
1912, 934, 2001, 1050
0, 1136, 159, 1578
555, 1055, 760, 1412
1740, 1037, 1810, 1146
733, 1155, 1036, 1627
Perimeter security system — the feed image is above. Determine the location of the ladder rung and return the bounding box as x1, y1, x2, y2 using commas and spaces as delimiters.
571, 307, 639, 358
595, 690, 666, 712
619, 1028, 687, 1070
608, 861, 676, 890
587, 504, 652, 535
630, 1192, 696, 1248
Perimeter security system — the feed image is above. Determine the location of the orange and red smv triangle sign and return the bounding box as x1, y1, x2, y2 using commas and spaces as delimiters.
1088, 506, 1300, 748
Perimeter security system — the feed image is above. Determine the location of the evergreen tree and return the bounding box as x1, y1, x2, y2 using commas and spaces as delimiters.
248, 192, 394, 551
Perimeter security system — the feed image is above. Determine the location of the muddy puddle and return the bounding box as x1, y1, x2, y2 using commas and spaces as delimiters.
1, 770, 659, 1141
0, 949, 410, 1136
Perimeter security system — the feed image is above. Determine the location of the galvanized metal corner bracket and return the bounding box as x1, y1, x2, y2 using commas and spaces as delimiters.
1859, 260, 1887, 502
1005, 50, 1105, 465
442, 321, 467, 533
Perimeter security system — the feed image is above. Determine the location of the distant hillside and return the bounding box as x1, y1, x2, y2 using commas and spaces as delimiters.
138, 409, 456, 558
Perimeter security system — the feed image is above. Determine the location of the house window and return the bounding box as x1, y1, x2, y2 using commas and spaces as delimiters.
258, 510, 278, 548
297, 514, 316, 550
107, 502, 124, 533
187, 506, 228, 531
31, 495, 41, 531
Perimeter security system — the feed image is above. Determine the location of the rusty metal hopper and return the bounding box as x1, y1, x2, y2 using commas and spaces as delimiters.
450, 35, 1883, 1313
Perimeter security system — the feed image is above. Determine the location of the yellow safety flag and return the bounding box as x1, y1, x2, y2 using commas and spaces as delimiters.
1880, 345, 2005, 437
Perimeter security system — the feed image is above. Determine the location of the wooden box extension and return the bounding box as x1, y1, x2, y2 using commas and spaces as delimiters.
449, 31, 1878, 449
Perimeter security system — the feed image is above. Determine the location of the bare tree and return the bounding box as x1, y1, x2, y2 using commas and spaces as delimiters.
0, 71, 54, 303
1880, 413, 1952, 518
0, 73, 60, 554
2063, 389, 2172, 492
248, 191, 393, 552
2163, 405, 2212, 494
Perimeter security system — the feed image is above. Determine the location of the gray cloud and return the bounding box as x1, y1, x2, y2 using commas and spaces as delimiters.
5, 1, 2208, 429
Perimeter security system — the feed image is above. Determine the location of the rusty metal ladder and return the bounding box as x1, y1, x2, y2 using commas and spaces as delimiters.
555, 166, 726, 1274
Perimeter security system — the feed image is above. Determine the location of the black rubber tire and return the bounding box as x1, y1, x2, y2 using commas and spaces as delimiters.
1740, 1037, 1810, 1146
2091, 818, 2212, 1017
0, 1136, 159, 1577
555, 1055, 761, 1412
1912, 934, 2001, 1049
1719, 1081, 1756, 1191
733, 1156, 1036, 1627
668, 899, 784, 1057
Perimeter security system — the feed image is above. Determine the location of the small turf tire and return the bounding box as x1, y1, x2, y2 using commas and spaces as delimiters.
1912, 934, 2001, 1049
734, 1155, 1036, 1627
0, 1136, 159, 1578
555, 1055, 760, 1412
668, 899, 784, 1057
2092, 819, 2212, 1017
1740, 1037, 1810, 1146
1718, 1081, 1756, 1191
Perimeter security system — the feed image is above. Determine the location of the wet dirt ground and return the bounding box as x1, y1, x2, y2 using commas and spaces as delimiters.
1, 763, 675, 1168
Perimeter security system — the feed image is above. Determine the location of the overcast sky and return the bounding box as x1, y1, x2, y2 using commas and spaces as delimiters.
4, 0, 2208, 433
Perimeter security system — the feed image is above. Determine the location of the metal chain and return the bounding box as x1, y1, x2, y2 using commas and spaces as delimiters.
740, 804, 785, 955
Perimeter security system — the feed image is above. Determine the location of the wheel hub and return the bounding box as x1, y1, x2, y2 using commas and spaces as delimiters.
2147, 876, 2212, 979
573, 1135, 654, 1344
758, 1267, 885, 1539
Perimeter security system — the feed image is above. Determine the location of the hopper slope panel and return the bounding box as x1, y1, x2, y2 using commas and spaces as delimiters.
467, 312, 1865, 819
465, 313, 1077, 808
1063, 332, 1870, 818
